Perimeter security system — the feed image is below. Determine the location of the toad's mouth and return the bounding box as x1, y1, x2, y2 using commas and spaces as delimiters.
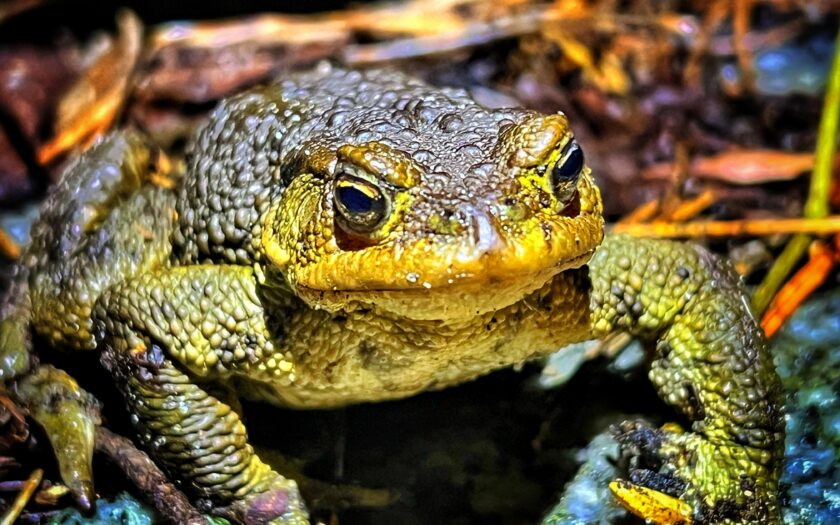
295, 210, 602, 289
264, 165, 604, 319
293, 249, 596, 320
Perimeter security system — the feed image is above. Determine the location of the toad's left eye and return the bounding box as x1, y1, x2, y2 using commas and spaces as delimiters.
334, 174, 389, 232
551, 140, 584, 200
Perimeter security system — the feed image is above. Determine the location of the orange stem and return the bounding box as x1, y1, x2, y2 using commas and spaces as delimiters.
611, 216, 840, 238
760, 240, 837, 337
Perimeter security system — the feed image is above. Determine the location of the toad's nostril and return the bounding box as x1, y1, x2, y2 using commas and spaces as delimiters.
459, 205, 505, 254
428, 204, 506, 254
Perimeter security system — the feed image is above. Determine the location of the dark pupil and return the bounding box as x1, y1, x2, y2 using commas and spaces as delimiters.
551, 142, 584, 190
337, 184, 376, 214
334, 176, 387, 230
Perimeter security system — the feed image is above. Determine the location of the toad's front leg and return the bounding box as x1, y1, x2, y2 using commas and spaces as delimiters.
95, 265, 308, 524
588, 235, 784, 524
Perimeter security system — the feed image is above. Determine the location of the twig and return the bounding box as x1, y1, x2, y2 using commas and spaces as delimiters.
0, 481, 26, 492
342, 1, 685, 66
343, 6, 544, 65
15, 509, 61, 524
710, 18, 806, 57
751, 234, 812, 312
0, 469, 42, 525
94, 427, 205, 525
732, 0, 755, 93
752, 26, 840, 315
618, 200, 659, 224
661, 189, 716, 222
610, 216, 840, 238
761, 239, 838, 338
683, 0, 728, 86
657, 142, 691, 218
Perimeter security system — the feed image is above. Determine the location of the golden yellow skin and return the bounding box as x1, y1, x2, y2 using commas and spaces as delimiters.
0, 66, 783, 524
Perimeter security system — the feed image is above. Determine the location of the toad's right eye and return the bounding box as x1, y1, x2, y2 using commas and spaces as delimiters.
333, 174, 389, 232
550, 140, 584, 204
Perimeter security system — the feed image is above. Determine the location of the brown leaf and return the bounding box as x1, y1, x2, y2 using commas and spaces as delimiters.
643, 149, 830, 185
137, 15, 350, 103
0, 47, 77, 141
0, 46, 77, 202
0, 393, 28, 451
38, 9, 143, 166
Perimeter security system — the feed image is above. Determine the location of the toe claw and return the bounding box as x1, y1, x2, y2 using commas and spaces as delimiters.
71, 480, 96, 514
15, 366, 101, 514
609, 479, 692, 525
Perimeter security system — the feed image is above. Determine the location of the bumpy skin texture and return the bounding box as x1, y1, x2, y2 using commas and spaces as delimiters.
0, 66, 783, 524
588, 237, 783, 523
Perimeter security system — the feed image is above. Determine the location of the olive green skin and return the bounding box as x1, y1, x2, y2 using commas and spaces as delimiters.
0, 66, 783, 524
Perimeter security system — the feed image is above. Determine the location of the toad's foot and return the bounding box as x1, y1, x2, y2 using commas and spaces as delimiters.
212, 476, 308, 525
97, 265, 310, 524
611, 420, 777, 524
15, 365, 101, 511
99, 332, 310, 525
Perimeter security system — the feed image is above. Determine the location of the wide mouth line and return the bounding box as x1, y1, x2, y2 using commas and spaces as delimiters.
296, 250, 595, 294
